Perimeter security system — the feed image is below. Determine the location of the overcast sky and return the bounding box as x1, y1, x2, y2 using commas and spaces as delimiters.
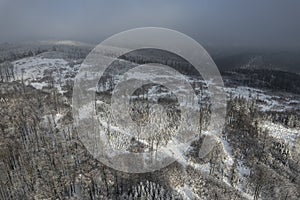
0, 0, 299, 49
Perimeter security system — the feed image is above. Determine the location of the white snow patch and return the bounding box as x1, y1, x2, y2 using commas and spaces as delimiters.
30, 82, 48, 90
260, 121, 300, 145
176, 184, 200, 200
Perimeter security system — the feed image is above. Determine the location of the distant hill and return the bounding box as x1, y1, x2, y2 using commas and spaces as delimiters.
223, 68, 300, 94
210, 49, 300, 74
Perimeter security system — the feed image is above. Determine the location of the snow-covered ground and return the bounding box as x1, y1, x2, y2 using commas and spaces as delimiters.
260, 121, 300, 145
10, 55, 299, 114
12, 56, 80, 93
225, 86, 300, 112
176, 184, 201, 200
13, 57, 68, 81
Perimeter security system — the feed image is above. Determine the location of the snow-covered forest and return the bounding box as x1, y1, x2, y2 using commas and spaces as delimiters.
0, 42, 299, 199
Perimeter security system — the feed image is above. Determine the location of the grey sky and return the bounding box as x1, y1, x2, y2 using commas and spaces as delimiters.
0, 0, 299, 49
